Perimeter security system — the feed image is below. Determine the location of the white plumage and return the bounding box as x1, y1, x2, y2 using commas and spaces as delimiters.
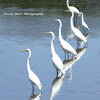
44, 32, 65, 75
80, 12, 89, 31
52, 19, 77, 58
66, 0, 80, 15
22, 49, 42, 91
69, 10, 87, 44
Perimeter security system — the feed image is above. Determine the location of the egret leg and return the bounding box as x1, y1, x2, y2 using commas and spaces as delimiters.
83, 27, 85, 34
65, 52, 66, 60
57, 70, 58, 76
75, 15, 77, 23
77, 41, 79, 48
67, 52, 69, 60
32, 86, 34, 93
77, 41, 80, 49
74, 16, 75, 26
74, 14, 77, 25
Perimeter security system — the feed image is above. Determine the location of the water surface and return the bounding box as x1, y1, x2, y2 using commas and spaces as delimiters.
0, 0, 100, 100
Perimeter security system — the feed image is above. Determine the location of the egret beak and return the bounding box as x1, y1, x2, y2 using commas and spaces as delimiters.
44, 32, 49, 34
21, 50, 27, 52
64, 10, 70, 12
52, 20, 57, 22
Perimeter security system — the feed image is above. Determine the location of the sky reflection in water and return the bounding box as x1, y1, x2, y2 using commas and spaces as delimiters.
0, 0, 100, 100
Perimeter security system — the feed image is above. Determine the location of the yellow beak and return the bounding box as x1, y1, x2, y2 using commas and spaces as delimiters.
64, 10, 70, 12
52, 20, 57, 21
44, 33, 49, 34
21, 50, 27, 52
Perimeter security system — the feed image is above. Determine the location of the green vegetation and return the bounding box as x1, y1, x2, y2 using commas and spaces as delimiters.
0, 0, 99, 11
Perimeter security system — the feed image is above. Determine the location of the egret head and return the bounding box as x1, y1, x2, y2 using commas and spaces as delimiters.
21, 49, 30, 52
52, 19, 62, 27
44, 31, 55, 39
64, 10, 70, 12
64, 9, 73, 13
52, 19, 61, 22
44, 31, 54, 34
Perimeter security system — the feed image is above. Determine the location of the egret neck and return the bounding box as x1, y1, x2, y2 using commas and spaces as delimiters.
66, 0, 70, 9
58, 20, 63, 42
81, 13, 84, 24
27, 50, 31, 73
51, 32, 56, 57
70, 12, 75, 32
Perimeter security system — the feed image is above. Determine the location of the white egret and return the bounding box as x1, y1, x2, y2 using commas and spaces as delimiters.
52, 19, 77, 59
66, 0, 80, 15
80, 12, 89, 33
68, 10, 88, 48
66, 0, 80, 23
44, 32, 65, 75
22, 49, 42, 91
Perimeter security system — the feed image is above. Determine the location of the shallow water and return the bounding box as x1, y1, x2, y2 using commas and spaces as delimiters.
0, 0, 100, 100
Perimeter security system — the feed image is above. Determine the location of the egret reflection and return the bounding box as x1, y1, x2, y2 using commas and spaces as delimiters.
50, 75, 65, 100
81, 33, 89, 48
29, 92, 42, 100
76, 46, 87, 61
63, 46, 87, 80
63, 58, 76, 80
66, 23, 81, 41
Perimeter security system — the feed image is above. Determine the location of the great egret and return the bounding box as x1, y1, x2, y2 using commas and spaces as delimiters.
66, 0, 80, 23
68, 10, 87, 48
66, 0, 80, 15
44, 32, 65, 75
80, 12, 89, 33
52, 19, 77, 59
22, 49, 42, 91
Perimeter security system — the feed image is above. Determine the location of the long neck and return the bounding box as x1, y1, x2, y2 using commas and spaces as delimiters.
81, 13, 84, 23
67, 0, 70, 9
51, 33, 56, 56
58, 20, 63, 42
27, 51, 31, 73
70, 12, 75, 30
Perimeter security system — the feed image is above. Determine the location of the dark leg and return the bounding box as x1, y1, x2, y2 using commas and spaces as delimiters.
65, 52, 66, 60
74, 14, 77, 25
75, 15, 77, 23
77, 41, 80, 49
32, 86, 34, 94
83, 27, 85, 34
57, 70, 58, 76
74, 16, 75, 26
67, 52, 69, 60
77, 40, 78, 49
